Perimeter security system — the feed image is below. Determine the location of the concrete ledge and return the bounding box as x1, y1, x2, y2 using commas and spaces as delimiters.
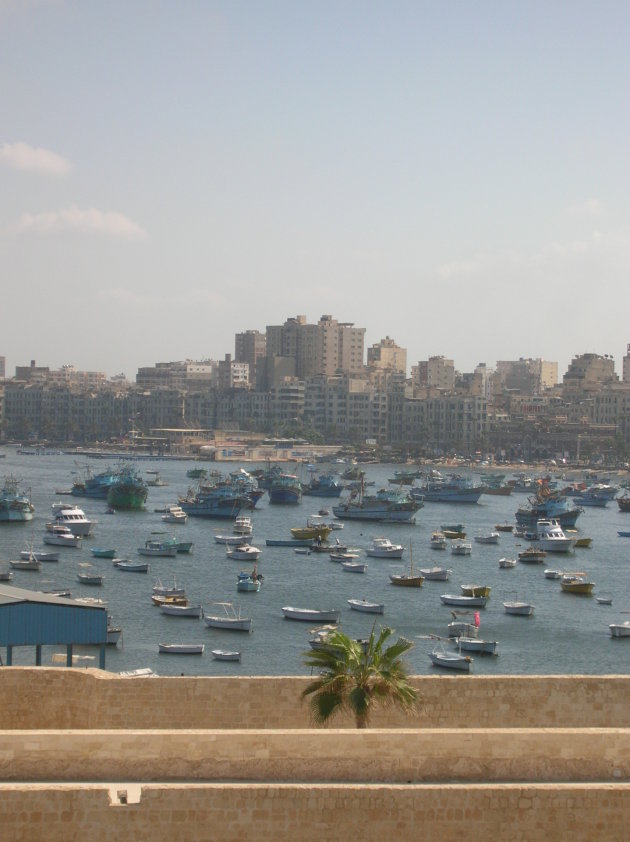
1, 782, 630, 841
1, 727, 629, 783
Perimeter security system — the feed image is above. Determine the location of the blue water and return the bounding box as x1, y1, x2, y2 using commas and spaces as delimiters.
1, 451, 629, 676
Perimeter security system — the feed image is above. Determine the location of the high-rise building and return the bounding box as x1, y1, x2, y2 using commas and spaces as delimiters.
235, 330, 266, 388
367, 337, 407, 374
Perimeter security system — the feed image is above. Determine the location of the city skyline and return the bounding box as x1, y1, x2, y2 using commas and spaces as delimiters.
2, 2, 629, 378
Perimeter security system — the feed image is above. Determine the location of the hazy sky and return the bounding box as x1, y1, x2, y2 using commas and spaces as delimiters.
2, 1, 629, 380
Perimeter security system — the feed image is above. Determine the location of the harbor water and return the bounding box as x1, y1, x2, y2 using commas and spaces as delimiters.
1, 450, 629, 677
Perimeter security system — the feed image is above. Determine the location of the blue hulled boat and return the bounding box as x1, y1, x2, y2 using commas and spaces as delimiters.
269, 474, 302, 505
412, 473, 482, 504
301, 474, 343, 498
332, 487, 421, 523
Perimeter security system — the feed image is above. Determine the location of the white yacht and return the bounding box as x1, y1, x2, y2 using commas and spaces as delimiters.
526, 519, 575, 553
50, 502, 93, 537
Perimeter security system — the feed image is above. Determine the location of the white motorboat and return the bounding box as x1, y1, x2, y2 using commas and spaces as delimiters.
158, 643, 204, 654
544, 569, 562, 579
474, 531, 500, 544
609, 622, 630, 638
225, 544, 261, 561
204, 602, 253, 632
341, 560, 368, 573
418, 566, 452, 581
161, 505, 188, 524
159, 603, 202, 618
281, 606, 340, 623
107, 619, 122, 646
498, 557, 516, 568
429, 531, 447, 550
365, 537, 405, 559
50, 502, 93, 536
0, 567, 13, 581
429, 643, 472, 671
43, 524, 81, 547
347, 598, 384, 614
211, 649, 242, 661
440, 593, 488, 608
450, 540, 472, 556
525, 519, 575, 553
233, 516, 253, 535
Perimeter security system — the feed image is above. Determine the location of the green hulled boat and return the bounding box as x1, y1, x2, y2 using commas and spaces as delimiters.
106, 467, 148, 511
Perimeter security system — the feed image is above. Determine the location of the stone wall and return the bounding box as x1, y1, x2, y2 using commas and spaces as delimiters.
2, 783, 630, 842
2, 668, 630, 729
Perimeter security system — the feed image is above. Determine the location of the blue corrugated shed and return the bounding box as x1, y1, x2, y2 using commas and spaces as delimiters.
0, 585, 107, 667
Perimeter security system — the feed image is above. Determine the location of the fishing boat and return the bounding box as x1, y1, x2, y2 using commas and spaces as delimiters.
347, 598, 384, 614
281, 606, 340, 623
114, 559, 150, 572
236, 570, 263, 592
269, 473, 302, 505
50, 502, 93, 536
560, 572, 595, 595
0, 475, 35, 522
158, 643, 204, 654
332, 485, 420, 523
138, 539, 178, 558
617, 494, 630, 513
495, 523, 514, 533
441, 523, 465, 536
609, 622, 630, 638
596, 596, 612, 605
518, 547, 547, 563
211, 649, 242, 661
301, 473, 343, 498
498, 557, 516, 569
106, 465, 148, 511
440, 593, 488, 608
573, 537, 592, 548
77, 571, 104, 586
233, 515, 253, 535
9, 557, 40, 571
153, 577, 186, 598
290, 522, 332, 542
460, 584, 491, 598
107, 618, 122, 646
20, 546, 59, 562
503, 598, 535, 616
159, 603, 202, 618
151, 594, 189, 607
215, 533, 254, 545
0, 567, 13, 581
203, 602, 252, 632
544, 569, 562, 579
429, 642, 472, 671
456, 636, 498, 655
43, 524, 81, 547
389, 545, 424, 587
418, 566, 452, 581
415, 474, 482, 504
90, 547, 117, 559
515, 490, 582, 529
447, 621, 479, 638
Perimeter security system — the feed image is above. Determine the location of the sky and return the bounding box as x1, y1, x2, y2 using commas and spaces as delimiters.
1, 0, 629, 380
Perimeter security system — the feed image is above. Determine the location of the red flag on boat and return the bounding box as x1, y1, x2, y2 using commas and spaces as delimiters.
474, 611, 481, 628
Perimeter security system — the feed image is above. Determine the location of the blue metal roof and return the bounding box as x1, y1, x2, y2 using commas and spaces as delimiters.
0, 584, 107, 647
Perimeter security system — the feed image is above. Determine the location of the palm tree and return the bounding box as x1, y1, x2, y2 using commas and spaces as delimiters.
302, 625, 418, 729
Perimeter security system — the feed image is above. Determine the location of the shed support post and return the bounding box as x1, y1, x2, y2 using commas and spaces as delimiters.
66, 644, 73, 667
6, 646, 12, 666
99, 644, 106, 670
35, 645, 42, 666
